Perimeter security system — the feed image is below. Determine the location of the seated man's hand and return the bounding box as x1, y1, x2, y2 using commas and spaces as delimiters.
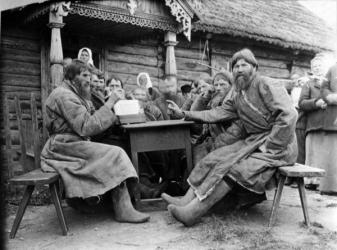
106, 92, 120, 109
114, 88, 126, 100
166, 100, 185, 119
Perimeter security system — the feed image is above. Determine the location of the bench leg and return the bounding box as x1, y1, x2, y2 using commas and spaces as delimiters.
49, 182, 68, 235
296, 177, 310, 227
10, 185, 34, 239
268, 175, 286, 227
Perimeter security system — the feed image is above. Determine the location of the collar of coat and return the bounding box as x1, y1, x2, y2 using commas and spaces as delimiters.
63, 80, 93, 111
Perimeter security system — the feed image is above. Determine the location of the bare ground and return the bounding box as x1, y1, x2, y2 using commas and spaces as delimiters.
5, 186, 337, 250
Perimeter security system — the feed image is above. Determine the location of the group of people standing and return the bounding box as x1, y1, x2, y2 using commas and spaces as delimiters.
40, 46, 336, 227
291, 54, 337, 195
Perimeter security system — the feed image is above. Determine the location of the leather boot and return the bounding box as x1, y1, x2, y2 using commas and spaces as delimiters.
111, 183, 150, 223
168, 180, 231, 227
161, 187, 195, 206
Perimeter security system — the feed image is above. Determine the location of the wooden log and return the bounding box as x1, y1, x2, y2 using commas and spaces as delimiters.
1, 85, 41, 92
259, 66, 290, 79
108, 45, 158, 57
0, 60, 40, 76
0, 74, 40, 88
291, 65, 310, 76
177, 69, 210, 81
2, 91, 41, 100
106, 53, 159, 67
175, 47, 208, 60
1, 27, 40, 41
1, 36, 40, 52
176, 57, 210, 72
1, 48, 40, 64
107, 61, 162, 78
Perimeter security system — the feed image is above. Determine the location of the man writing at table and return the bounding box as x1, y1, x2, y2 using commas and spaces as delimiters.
40, 59, 149, 223
162, 49, 298, 226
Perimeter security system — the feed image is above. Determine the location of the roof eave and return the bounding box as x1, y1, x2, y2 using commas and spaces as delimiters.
193, 23, 334, 53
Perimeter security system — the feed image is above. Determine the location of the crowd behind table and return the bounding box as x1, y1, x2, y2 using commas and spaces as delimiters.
41, 47, 336, 226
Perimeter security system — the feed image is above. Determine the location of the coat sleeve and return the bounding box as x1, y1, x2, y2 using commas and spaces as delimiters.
259, 80, 298, 151
184, 98, 238, 123
298, 83, 319, 111
56, 91, 117, 137
190, 94, 210, 111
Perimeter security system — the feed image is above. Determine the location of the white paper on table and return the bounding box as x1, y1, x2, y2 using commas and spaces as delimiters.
114, 100, 141, 115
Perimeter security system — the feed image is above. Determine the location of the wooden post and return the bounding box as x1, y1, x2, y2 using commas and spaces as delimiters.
164, 31, 178, 77
48, 2, 70, 89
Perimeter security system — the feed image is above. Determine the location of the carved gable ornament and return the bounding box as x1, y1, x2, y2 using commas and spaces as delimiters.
164, 0, 195, 41
127, 0, 138, 15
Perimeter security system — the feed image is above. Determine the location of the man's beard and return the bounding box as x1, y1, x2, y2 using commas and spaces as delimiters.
163, 91, 176, 100
74, 79, 91, 100
234, 71, 254, 91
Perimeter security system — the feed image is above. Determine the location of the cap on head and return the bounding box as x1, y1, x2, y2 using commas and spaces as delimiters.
230, 48, 258, 71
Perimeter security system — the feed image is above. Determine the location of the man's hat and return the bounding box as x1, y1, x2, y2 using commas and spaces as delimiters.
230, 48, 258, 70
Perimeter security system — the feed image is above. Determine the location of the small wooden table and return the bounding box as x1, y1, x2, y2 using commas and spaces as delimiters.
122, 120, 194, 206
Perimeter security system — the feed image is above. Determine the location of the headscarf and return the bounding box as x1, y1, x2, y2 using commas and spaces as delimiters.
136, 72, 153, 89
230, 48, 258, 71
78, 47, 94, 67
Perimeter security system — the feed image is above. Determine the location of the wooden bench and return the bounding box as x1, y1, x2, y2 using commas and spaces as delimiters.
9, 169, 67, 238
6, 93, 68, 238
269, 163, 325, 227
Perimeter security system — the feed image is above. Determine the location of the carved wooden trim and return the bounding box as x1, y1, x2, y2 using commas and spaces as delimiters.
70, 3, 179, 32
165, 0, 192, 41
25, 2, 179, 33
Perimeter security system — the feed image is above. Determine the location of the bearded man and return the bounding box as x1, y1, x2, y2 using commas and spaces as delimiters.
40, 59, 149, 223
162, 49, 298, 226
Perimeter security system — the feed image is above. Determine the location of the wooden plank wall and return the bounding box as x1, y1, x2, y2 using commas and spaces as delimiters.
0, 28, 42, 184
210, 35, 313, 80
105, 36, 165, 92
176, 34, 211, 87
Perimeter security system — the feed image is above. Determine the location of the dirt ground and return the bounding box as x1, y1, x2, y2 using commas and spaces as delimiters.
5, 186, 337, 250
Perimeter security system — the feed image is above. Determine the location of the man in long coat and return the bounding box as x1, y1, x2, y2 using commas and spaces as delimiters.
162, 49, 298, 226
40, 59, 149, 223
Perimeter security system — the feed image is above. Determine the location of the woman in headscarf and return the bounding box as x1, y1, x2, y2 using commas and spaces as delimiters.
78, 47, 95, 68
136, 72, 161, 101
302, 55, 337, 195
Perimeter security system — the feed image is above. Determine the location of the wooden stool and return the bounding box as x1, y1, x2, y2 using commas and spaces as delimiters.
9, 169, 68, 238
268, 163, 325, 227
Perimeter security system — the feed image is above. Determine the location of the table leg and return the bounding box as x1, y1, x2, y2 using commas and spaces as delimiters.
184, 132, 193, 174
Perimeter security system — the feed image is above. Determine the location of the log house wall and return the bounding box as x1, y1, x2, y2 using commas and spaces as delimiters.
0, 27, 43, 197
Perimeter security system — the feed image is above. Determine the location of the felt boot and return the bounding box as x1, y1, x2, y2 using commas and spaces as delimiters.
161, 187, 195, 206
168, 180, 231, 227
139, 182, 160, 199
111, 183, 150, 223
